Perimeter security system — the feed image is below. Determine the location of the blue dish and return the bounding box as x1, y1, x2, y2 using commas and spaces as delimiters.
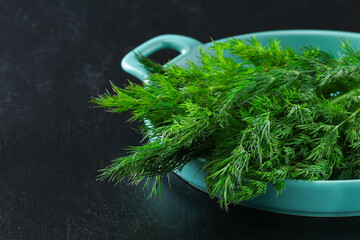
121, 30, 360, 217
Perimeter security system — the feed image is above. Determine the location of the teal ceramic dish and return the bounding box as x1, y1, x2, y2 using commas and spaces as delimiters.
121, 30, 360, 217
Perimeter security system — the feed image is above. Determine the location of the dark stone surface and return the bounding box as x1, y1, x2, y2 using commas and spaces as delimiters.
1, 0, 360, 239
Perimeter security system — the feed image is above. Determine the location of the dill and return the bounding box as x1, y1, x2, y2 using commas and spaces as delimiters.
92, 37, 360, 209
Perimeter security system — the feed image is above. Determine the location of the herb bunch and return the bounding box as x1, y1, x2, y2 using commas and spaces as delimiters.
92, 37, 360, 209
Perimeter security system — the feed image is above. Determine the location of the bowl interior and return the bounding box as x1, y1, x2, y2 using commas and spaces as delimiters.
216, 29, 360, 56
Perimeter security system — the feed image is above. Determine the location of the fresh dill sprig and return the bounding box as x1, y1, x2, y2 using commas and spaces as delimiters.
92, 37, 360, 209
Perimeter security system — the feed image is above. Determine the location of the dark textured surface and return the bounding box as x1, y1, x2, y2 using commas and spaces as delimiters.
1, 0, 360, 239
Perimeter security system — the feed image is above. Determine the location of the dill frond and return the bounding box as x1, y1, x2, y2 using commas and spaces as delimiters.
93, 37, 360, 209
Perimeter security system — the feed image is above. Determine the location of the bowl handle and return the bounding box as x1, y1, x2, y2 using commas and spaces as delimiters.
121, 34, 201, 81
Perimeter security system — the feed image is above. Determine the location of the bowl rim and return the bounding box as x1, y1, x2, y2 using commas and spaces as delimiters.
212, 28, 360, 43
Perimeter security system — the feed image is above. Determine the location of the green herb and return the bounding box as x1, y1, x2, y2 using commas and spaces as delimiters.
92, 37, 360, 209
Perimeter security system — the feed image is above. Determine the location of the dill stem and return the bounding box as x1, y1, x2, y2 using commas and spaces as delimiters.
331, 107, 360, 135
331, 89, 360, 104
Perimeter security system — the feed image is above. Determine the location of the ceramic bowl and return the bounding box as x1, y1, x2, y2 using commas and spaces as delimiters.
121, 30, 360, 217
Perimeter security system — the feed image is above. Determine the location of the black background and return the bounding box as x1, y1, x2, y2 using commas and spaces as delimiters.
1, 0, 360, 239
